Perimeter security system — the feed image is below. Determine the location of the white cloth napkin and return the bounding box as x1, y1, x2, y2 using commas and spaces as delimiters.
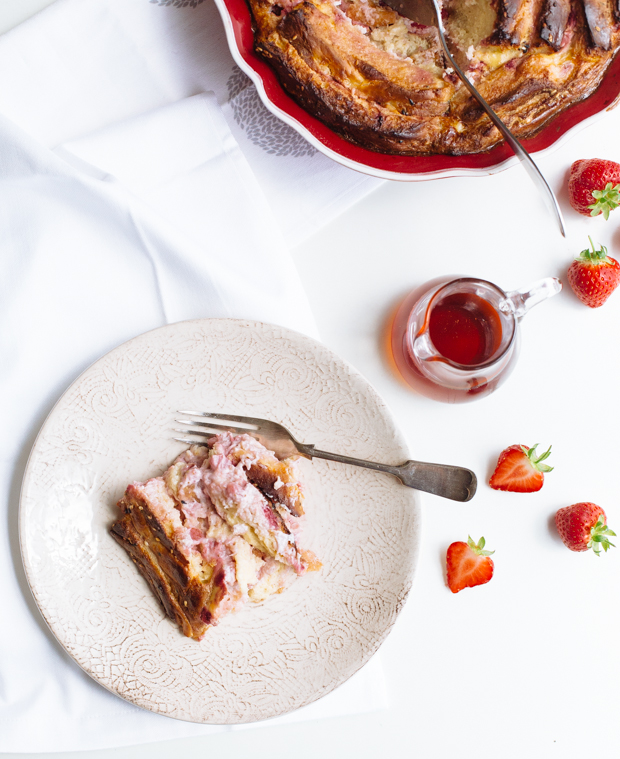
0, 0, 383, 247
0, 2, 389, 753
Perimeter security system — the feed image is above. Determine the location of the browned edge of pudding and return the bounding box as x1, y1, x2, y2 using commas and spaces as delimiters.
246, 0, 620, 155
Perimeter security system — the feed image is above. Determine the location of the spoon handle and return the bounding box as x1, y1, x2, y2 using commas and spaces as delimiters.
429, 0, 566, 238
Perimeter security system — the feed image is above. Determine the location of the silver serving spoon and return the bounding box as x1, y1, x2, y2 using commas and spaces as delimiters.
383, 0, 566, 237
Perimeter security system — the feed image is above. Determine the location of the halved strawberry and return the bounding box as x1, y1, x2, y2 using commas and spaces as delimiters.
489, 443, 553, 493
446, 536, 494, 593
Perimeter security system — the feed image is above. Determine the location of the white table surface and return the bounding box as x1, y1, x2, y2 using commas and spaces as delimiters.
4, 1, 620, 757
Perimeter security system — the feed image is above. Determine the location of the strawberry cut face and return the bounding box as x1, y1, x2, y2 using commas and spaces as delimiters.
446, 537, 494, 593
489, 444, 553, 493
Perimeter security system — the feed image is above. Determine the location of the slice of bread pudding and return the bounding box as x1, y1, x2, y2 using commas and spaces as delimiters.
110, 434, 320, 640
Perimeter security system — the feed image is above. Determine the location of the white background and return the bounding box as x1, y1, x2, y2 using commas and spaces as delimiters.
3, 0, 620, 757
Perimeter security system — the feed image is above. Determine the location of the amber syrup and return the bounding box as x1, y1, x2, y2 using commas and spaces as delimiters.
428, 292, 502, 366
388, 282, 512, 403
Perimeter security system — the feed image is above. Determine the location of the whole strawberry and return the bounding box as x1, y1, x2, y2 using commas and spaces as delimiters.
567, 237, 620, 308
568, 158, 620, 219
446, 536, 494, 593
489, 443, 553, 492
555, 503, 616, 555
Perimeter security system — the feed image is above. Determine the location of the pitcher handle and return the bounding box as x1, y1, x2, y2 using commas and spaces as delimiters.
500, 277, 562, 320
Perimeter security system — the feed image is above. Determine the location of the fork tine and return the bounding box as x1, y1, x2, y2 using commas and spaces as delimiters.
176, 418, 241, 431
174, 437, 210, 446
174, 421, 253, 435
178, 410, 263, 428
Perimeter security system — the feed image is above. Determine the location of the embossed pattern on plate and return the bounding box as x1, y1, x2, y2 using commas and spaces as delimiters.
19, 319, 420, 724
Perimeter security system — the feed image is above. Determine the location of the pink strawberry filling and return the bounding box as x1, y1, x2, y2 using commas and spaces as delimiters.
145, 435, 312, 628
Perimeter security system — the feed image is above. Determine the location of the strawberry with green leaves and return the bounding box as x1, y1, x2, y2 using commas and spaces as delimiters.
489, 444, 553, 493
446, 537, 494, 593
555, 503, 616, 555
567, 237, 620, 308
568, 158, 620, 219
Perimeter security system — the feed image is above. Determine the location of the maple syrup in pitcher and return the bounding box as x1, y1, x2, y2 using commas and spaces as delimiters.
428, 291, 502, 366
390, 277, 562, 403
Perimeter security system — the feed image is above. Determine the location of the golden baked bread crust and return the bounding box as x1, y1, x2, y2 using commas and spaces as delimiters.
110, 485, 215, 640
247, 0, 620, 154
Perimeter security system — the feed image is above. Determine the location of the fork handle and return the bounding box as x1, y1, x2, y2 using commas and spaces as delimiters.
299, 445, 477, 502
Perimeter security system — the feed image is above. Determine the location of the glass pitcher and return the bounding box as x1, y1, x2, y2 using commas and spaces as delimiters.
389, 276, 562, 403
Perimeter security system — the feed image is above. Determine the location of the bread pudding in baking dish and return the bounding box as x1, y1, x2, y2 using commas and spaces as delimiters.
110, 434, 320, 640
247, 0, 620, 154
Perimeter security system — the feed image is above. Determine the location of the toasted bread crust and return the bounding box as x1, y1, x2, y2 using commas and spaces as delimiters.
111, 489, 216, 639
246, 462, 305, 517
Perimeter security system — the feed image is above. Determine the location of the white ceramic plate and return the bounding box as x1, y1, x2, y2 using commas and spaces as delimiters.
20, 319, 420, 724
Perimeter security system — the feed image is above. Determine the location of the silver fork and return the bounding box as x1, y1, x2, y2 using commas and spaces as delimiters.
174, 411, 477, 502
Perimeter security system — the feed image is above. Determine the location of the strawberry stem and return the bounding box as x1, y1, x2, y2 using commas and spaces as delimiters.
578, 238, 611, 265
588, 182, 620, 220
467, 536, 495, 557
520, 443, 554, 473
589, 517, 616, 556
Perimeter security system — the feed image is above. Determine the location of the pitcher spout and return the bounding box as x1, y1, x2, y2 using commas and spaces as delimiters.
411, 331, 437, 362
500, 277, 562, 320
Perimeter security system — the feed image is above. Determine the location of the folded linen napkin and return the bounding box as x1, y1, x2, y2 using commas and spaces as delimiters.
0, 94, 385, 752
0, 1, 388, 749
0, 0, 383, 247
0, 90, 388, 752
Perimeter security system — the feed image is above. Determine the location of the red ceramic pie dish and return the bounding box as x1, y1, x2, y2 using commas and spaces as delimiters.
214, 0, 620, 180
